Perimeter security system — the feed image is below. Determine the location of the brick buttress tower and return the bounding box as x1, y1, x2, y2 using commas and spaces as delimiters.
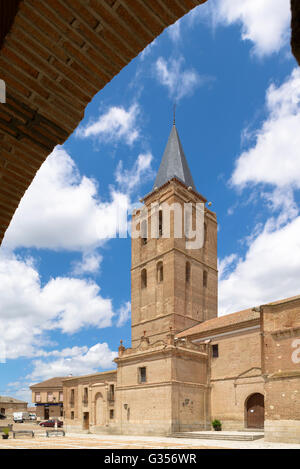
114, 123, 216, 435
131, 123, 218, 347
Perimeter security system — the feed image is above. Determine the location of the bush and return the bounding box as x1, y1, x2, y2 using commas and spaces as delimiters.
212, 419, 222, 430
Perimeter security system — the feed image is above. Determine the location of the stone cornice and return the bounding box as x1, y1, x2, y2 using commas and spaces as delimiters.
131, 245, 218, 273
116, 380, 209, 391
115, 344, 208, 365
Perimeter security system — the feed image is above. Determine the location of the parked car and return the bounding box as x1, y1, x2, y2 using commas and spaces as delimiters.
13, 412, 30, 423
29, 413, 37, 421
0, 413, 6, 420
39, 419, 63, 428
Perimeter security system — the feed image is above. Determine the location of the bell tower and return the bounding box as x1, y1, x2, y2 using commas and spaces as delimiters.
131, 124, 218, 347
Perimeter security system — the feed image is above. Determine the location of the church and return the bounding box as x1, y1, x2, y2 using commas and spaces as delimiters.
32, 124, 300, 444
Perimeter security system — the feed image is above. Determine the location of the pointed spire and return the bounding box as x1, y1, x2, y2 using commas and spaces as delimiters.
153, 124, 196, 191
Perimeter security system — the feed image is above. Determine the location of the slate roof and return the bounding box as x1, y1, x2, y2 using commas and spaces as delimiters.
153, 125, 196, 191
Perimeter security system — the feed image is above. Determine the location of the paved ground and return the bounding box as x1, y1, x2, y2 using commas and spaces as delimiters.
0, 429, 300, 449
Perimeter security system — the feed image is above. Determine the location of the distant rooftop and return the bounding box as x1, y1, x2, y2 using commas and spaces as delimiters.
30, 377, 69, 389
153, 124, 196, 191
0, 396, 27, 404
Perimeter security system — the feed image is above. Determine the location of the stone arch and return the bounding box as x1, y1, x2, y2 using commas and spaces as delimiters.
0, 1, 211, 245
157, 261, 163, 283
94, 392, 105, 426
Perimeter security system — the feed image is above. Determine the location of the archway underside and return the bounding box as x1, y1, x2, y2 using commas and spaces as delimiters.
0, 0, 299, 245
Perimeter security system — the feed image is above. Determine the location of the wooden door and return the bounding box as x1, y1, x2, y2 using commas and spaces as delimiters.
246, 393, 264, 428
83, 412, 89, 430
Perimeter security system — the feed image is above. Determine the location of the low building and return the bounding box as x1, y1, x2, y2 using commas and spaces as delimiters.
63, 371, 117, 433
30, 377, 67, 420
0, 396, 27, 417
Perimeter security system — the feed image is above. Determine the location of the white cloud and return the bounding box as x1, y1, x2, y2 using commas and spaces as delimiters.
217, 0, 290, 57
219, 215, 300, 316
168, 20, 181, 42
3, 147, 130, 251
231, 68, 300, 189
72, 252, 103, 276
218, 254, 238, 280
29, 343, 117, 382
76, 104, 140, 145
140, 39, 158, 60
219, 68, 300, 316
155, 56, 207, 101
190, 0, 291, 57
116, 301, 131, 328
115, 152, 154, 193
0, 252, 115, 359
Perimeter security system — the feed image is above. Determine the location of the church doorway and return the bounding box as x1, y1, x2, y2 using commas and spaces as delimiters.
246, 393, 264, 429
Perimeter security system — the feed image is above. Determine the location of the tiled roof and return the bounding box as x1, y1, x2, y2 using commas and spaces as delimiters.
177, 308, 260, 339
262, 294, 300, 306
30, 377, 69, 389
62, 370, 117, 383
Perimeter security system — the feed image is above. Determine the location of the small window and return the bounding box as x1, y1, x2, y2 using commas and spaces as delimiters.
203, 270, 208, 288
141, 269, 147, 289
141, 219, 147, 245
212, 344, 219, 358
157, 261, 163, 283
204, 222, 207, 245
71, 411, 74, 420
158, 210, 163, 237
59, 391, 63, 402
70, 389, 75, 406
35, 392, 41, 403
47, 392, 53, 402
186, 262, 191, 283
110, 409, 114, 420
139, 367, 147, 383
108, 384, 115, 401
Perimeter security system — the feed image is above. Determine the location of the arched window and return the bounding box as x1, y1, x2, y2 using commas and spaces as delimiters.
158, 209, 163, 237
157, 261, 163, 283
141, 219, 147, 245
203, 270, 208, 288
186, 261, 191, 283
141, 269, 147, 289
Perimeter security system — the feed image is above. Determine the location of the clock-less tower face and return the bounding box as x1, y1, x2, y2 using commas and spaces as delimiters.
130, 125, 218, 347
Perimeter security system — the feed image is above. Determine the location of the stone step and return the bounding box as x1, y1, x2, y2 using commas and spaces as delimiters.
170, 432, 264, 441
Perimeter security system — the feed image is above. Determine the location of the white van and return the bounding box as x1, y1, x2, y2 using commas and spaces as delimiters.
13, 412, 30, 423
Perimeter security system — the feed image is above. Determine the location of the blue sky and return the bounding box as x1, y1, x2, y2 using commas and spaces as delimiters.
1, 0, 299, 403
